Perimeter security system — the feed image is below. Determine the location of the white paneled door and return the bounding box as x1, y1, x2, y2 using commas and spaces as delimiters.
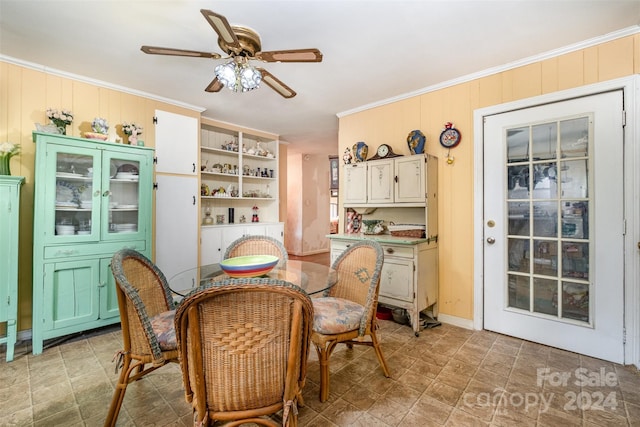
483, 90, 625, 363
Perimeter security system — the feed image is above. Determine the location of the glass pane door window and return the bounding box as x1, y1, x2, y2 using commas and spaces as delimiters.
506, 115, 591, 324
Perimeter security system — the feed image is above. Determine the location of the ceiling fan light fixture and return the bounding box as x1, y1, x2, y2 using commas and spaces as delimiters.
239, 64, 262, 92
214, 59, 262, 93
214, 61, 239, 91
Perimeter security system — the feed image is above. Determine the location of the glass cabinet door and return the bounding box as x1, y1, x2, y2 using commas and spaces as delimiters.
102, 151, 149, 241
49, 145, 101, 243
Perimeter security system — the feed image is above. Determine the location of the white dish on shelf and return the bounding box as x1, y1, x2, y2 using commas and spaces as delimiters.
115, 204, 138, 209
80, 201, 92, 209
114, 223, 137, 231
115, 173, 139, 180
56, 172, 83, 178
56, 201, 77, 208
56, 225, 76, 235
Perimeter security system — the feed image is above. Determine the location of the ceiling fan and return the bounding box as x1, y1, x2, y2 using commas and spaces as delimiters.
141, 9, 323, 98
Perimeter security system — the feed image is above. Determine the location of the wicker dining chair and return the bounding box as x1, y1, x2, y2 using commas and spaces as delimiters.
223, 234, 288, 267
104, 249, 179, 427
311, 240, 390, 402
175, 278, 313, 427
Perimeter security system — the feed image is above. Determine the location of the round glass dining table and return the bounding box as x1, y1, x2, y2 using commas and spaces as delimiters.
168, 260, 336, 302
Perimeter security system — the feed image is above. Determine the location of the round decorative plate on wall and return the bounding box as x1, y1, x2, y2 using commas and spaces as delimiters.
407, 130, 426, 154
352, 141, 368, 162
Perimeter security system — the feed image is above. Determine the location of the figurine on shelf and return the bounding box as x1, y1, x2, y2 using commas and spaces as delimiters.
343, 147, 352, 164
252, 205, 260, 223
256, 141, 267, 157
203, 206, 213, 225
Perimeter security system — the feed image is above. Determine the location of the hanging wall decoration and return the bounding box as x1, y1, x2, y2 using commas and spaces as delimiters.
439, 122, 461, 165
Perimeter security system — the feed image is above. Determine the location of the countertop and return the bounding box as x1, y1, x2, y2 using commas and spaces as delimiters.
327, 233, 430, 245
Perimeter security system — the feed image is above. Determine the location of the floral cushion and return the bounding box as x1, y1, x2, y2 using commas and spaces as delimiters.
150, 310, 177, 351
312, 297, 364, 334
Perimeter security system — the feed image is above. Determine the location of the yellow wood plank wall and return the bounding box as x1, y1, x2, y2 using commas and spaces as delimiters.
338, 34, 640, 321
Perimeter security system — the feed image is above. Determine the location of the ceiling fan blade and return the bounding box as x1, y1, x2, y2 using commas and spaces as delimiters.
256, 68, 296, 99
205, 77, 224, 93
200, 9, 240, 50
256, 48, 323, 63
141, 46, 221, 59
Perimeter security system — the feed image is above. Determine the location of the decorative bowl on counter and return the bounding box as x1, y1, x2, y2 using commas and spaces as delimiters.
220, 255, 279, 278
361, 219, 384, 235
84, 132, 109, 141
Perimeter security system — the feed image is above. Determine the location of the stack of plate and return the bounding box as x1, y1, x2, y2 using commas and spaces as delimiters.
114, 223, 137, 233
56, 225, 76, 235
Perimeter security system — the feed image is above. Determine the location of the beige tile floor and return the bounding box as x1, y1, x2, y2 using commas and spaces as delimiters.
2, 319, 640, 427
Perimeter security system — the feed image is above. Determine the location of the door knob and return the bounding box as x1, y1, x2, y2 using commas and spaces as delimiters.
486, 237, 495, 244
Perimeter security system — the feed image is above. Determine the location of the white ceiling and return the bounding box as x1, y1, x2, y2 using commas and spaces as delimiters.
1, 1, 639, 154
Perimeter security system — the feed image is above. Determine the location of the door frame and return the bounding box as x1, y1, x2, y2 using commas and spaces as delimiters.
473, 75, 640, 368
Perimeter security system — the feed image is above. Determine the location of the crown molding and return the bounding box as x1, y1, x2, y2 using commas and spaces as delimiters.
0, 54, 206, 113
337, 25, 640, 118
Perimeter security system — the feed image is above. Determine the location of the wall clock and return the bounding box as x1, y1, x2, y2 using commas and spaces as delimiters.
439, 122, 461, 148
369, 144, 402, 160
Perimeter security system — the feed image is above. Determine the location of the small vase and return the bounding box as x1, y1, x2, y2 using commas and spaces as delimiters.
128, 135, 137, 145
0, 155, 11, 176
51, 121, 67, 135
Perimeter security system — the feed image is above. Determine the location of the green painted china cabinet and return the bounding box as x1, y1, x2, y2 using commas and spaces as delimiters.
32, 132, 154, 355
0, 176, 24, 362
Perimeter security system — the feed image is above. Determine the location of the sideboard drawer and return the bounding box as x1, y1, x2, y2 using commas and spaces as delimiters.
380, 244, 414, 259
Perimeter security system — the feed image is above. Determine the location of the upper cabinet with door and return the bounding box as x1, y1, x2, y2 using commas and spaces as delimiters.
32, 132, 154, 355
344, 155, 428, 207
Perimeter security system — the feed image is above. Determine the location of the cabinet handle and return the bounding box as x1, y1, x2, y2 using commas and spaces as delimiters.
93, 190, 101, 197
193, 196, 196, 205
97, 282, 106, 288
193, 163, 196, 173
386, 247, 395, 254
394, 176, 398, 183
102, 190, 112, 197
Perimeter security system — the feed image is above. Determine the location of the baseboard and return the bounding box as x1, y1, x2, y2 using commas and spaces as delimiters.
437, 313, 475, 330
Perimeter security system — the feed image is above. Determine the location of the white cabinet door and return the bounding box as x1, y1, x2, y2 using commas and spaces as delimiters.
265, 223, 284, 242
395, 156, 425, 203
201, 227, 222, 265
155, 175, 199, 281
343, 163, 367, 204
155, 110, 198, 175
221, 226, 247, 255
367, 159, 394, 204
379, 258, 414, 303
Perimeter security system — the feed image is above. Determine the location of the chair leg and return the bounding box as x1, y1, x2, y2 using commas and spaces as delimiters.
313, 340, 338, 402
369, 331, 391, 378
104, 355, 137, 427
